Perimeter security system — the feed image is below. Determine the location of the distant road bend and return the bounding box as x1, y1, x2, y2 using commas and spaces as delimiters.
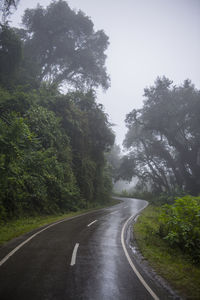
0, 197, 170, 299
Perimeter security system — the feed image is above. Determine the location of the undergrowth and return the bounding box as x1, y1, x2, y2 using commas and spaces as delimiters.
0, 198, 120, 246
134, 205, 200, 299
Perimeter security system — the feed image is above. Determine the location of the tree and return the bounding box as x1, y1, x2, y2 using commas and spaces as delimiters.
106, 144, 122, 181
0, 0, 19, 22
122, 77, 200, 196
17, 0, 110, 90
0, 24, 22, 87
47, 90, 115, 203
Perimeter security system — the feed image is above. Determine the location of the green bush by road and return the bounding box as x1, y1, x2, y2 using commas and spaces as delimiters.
134, 203, 200, 299
159, 195, 200, 263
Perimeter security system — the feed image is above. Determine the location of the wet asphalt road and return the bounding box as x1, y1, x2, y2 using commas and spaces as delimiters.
0, 198, 170, 300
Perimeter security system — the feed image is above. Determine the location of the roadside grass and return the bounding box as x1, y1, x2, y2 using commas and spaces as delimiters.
134, 205, 200, 300
0, 198, 120, 246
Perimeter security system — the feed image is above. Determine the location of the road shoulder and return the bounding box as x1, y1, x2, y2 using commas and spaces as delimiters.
123, 204, 182, 300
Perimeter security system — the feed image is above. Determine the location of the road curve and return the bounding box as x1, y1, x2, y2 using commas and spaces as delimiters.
0, 197, 171, 300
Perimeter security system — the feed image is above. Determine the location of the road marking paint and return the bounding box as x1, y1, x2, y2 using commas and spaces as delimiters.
124, 206, 128, 208
87, 220, 97, 227
0, 218, 68, 267
110, 210, 118, 214
121, 203, 159, 300
0, 209, 103, 267
70, 243, 79, 266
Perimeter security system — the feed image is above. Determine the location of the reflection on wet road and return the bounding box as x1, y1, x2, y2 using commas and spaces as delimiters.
0, 198, 167, 299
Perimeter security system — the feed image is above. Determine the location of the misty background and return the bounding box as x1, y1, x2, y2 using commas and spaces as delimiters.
1, 2, 200, 296
10, 0, 200, 146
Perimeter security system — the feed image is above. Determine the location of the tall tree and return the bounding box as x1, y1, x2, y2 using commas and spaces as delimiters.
0, 24, 22, 87
122, 77, 200, 195
0, 0, 19, 22
17, 0, 110, 90
47, 90, 115, 203
106, 144, 122, 181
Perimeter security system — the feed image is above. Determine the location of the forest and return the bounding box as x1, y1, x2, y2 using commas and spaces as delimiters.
0, 0, 115, 220
1, 0, 200, 220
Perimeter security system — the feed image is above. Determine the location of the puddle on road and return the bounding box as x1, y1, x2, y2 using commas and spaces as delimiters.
129, 244, 137, 254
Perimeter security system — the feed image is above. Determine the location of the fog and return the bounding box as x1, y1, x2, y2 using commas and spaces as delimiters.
11, 0, 200, 146
1, 3, 200, 292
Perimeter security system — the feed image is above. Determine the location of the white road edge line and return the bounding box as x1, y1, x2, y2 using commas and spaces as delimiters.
87, 220, 97, 227
121, 203, 159, 300
0, 210, 100, 267
0, 218, 68, 267
70, 243, 79, 266
134, 215, 140, 222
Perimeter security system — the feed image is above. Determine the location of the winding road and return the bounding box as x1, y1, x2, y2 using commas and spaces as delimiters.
0, 198, 172, 299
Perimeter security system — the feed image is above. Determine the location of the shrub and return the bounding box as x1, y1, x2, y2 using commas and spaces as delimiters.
159, 195, 200, 263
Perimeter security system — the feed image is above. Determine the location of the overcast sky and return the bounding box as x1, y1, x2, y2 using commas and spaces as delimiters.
11, 0, 200, 147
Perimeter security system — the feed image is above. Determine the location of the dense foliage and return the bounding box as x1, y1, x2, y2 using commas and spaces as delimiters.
0, 86, 114, 220
0, 24, 22, 87
159, 196, 200, 263
120, 77, 200, 196
14, 0, 110, 90
0, 1, 115, 220
106, 144, 122, 181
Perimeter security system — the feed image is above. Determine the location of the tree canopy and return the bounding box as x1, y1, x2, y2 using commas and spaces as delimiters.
0, 24, 22, 87
121, 77, 200, 196
0, 0, 19, 21
15, 0, 110, 90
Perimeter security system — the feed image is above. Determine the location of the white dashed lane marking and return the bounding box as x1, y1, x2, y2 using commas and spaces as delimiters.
87, 220, 97, 227
70, 243, 79, 266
